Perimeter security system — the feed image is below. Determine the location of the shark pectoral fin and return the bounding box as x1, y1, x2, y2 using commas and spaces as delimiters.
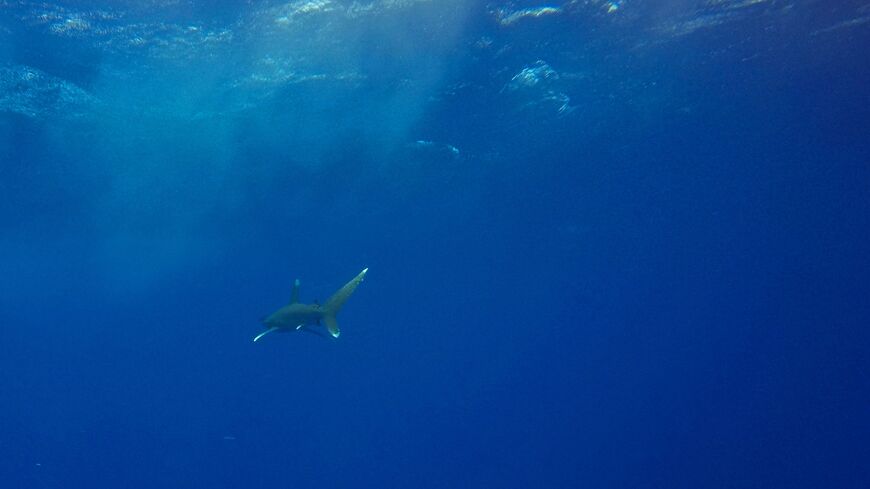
323, 315, 340, 338
253, 327, 280, 342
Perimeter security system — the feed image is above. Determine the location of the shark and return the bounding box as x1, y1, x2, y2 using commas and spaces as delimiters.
253, 268, 368, 342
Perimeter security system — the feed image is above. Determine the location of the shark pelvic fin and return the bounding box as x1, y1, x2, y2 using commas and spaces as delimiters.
300, 326, 330, 338
253, 327, 280, 342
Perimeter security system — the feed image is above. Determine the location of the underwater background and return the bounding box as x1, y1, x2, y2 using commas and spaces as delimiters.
1, 1, 869, 487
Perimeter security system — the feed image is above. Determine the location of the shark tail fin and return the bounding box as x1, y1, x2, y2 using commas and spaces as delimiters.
323, 314, 340, 338
321, 268, 368, 337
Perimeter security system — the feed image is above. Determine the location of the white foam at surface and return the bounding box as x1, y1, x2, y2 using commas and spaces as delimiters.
495, 6, 561, 26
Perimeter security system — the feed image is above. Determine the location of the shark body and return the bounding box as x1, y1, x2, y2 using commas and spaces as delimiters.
254, 268, 368, 341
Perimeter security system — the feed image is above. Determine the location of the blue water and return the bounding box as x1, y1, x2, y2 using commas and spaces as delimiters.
1, 1, 868, 487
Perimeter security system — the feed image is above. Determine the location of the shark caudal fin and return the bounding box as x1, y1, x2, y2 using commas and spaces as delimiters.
323, 315, 340, 338
321, 268, 368, 338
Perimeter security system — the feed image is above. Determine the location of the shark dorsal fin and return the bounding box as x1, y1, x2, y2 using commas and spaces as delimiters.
290, 279, 300, 304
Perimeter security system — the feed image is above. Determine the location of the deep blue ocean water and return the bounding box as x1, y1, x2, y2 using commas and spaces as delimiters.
1, 1, 869, 487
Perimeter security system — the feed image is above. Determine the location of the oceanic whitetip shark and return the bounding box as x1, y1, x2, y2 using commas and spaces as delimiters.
253, 268, 368, 341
